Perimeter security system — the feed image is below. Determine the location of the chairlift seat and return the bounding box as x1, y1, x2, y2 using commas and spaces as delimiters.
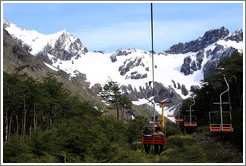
186, 110, 195, 112
167, 115, 176, 117
175, 119, 183, 122
141, 136, 166, 145
213, 102, 230, 105
184, 122, 197, 127
210, 124, 233, 133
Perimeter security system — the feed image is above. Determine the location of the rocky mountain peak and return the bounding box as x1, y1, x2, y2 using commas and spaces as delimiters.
202, 26, 229, 43
224, 29, 243, 42
38, 32, 88, 64
164, 27, 230, 54
3, 20, 88, 65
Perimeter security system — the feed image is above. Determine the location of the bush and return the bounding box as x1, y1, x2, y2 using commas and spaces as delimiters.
3, 135, 34, 163
166, 123, 182, 137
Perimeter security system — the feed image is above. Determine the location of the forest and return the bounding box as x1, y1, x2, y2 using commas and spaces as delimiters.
3, 52, 243, 163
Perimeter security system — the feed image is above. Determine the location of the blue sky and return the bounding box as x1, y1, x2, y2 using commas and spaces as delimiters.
2, 2, 244, 53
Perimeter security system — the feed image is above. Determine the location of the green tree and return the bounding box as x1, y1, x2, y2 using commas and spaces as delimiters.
100, 80, 132, 121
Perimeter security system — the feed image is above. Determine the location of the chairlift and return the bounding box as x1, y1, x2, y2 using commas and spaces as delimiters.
184, 115, 197, 127
175, 119, 184, 122
141, 126, 167, 146
209, 111, 233, 133
141, 4, 167, 154
209, 76, 233, 133
175, 112, 183, 123
184, 96, 197, 127
141, 80, 167, 147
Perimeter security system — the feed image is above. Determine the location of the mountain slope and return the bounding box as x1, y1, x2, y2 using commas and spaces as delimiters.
3, 28, 105, 110
3, 20, 243, 118
3, 29, 54, 79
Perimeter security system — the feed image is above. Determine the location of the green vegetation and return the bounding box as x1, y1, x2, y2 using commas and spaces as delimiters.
180, 52, 243, 148
100, 80, 133, 121
3, 71, 147, 163
3, 51, 243, 163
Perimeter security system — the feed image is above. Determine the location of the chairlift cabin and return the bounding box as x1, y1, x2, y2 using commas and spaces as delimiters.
209, 76, 233, 133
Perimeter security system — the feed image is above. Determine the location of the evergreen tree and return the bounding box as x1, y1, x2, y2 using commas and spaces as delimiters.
100, 80, 132, 121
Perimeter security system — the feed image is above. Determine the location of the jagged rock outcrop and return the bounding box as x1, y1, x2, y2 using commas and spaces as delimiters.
203, 46, 238, 77
165, 27, 229, 54
3, 20, 88, 65
118, 57, 143, 76
180, 56, 192, 75
38, 31, 88, 63
180, 50, 205, 75
181, 84, 188, 96
91, 83, 102, 94
177, 27, 243, 77
110, 48, 137, 62
111, 48, 148, 80
224, 29, 243, 42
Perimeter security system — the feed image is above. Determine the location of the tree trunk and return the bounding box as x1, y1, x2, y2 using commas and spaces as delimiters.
33, 106, 36, 130
29, 126, 32, 136
121, 108, 124, 121
5, 110, 8, 142
239, 93, 243, 111
8, 113, 13, 140
116, 105, 119, 121
16, 115, 19, 136
23, 94, 27, 138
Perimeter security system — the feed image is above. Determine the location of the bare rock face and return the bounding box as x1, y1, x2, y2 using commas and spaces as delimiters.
165, 27, 229, 54
180, 50, 205, 75
91, 83, 102, 94
180, 56, 192, 75
224, 29, 243, 42
203, 46, 238, 78
38, 31, 88, 64
110, 48, 137, 62
181, 84, 188, 96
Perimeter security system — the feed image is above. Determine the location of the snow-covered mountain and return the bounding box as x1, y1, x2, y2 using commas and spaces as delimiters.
3, 19, 243, 118
3, 20, 88, 62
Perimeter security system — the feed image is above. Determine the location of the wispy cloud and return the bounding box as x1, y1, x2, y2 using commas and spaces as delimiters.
74, 21, 151, 52
4, 2, 242, 53
73, 17, 235, 53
